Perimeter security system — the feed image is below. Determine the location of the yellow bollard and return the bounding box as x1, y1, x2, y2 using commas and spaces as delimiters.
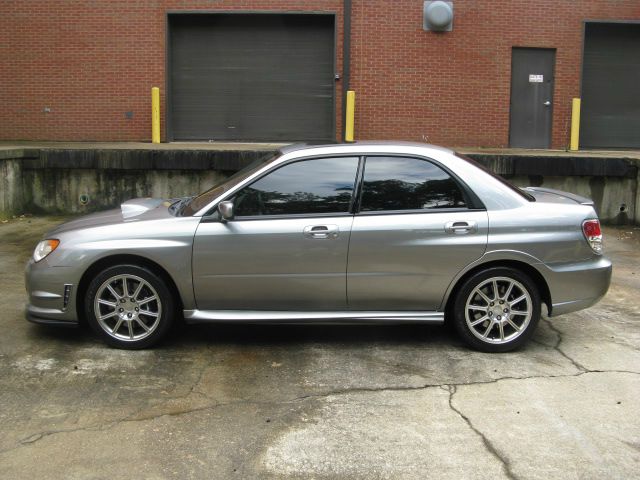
345, 90, 356, 142
570, 98, 581, 151
151, 87, 160, 144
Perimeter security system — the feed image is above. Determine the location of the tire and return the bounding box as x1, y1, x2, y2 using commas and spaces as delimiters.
452, 267, 541, 353
85, 264, 175, 349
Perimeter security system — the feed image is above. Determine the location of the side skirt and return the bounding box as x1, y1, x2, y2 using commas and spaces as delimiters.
183, 310, 445, 325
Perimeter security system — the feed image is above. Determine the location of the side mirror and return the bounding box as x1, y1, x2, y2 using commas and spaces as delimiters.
218, 201, 234, 221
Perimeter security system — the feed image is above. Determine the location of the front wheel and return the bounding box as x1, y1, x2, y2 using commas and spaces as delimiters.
452, 267, 541, 353
85, 265, 175, 349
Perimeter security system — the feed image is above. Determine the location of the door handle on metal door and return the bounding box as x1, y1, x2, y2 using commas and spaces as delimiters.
303, 224, 339, 239
444, 221, 477, 234
543, 101, 551, 106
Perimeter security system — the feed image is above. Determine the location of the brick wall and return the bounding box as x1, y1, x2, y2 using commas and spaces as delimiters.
1, 0, 638, 147
351, 0, 640, 148
0, 1, 344, 143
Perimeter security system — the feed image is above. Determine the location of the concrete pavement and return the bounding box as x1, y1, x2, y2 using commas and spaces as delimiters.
0, 217, 638, 479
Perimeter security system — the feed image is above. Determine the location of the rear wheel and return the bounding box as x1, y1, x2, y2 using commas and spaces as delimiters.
85, 265, 175, 349
452, 267, 541, 352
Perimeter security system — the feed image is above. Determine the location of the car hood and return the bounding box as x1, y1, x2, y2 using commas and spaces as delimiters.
522, 187, 595, 206
46, 198, 175, 236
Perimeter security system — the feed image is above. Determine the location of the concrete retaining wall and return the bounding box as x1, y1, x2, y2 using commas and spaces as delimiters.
1, 147, 638, 225
472, 154, 639, 225
0, 148, 264, 216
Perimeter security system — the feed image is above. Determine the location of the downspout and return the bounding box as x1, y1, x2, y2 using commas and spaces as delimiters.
342, 0, 352, 141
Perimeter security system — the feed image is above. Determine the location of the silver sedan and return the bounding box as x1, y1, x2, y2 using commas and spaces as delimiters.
25, 142, 612, 352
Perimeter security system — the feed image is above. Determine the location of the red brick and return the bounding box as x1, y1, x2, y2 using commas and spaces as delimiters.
0, 0, 639, 147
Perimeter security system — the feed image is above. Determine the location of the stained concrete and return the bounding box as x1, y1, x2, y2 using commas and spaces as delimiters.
0, 217, 639, 479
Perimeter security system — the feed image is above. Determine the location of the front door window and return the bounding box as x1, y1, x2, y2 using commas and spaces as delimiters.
233, 157, 360, 217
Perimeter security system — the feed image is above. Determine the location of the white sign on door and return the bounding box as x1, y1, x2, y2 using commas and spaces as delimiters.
529, 74, 544, 83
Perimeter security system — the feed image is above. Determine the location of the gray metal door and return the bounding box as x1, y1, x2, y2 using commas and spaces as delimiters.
346, 156, 488, 311
169, 14, 335, 142
191, 156, 360, 311
581, 23, 640, 149
192, 216, 354, 311
509, 48, 555, 148
347, 210, 488, 311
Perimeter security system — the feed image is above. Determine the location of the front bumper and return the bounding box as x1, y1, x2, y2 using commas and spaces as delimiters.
25, 259, 80, 326
544, 255, 613, 317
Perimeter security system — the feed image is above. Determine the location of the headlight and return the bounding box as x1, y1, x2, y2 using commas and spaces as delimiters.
33, 239, 60, 262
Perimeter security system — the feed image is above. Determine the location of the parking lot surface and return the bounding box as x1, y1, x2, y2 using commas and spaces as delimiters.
0, 217, 639, 479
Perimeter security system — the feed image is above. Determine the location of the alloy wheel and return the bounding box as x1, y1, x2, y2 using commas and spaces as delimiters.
93, 274, 162, 342
464, 276, 532, 344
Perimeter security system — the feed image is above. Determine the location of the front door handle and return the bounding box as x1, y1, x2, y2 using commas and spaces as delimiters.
303, 224, 339, 239
445, 221, 477, 234
543, 100, 551, 106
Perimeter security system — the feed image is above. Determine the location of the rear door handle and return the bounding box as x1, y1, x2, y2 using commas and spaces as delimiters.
303, 224, 339, 239
445, 221, 477, 234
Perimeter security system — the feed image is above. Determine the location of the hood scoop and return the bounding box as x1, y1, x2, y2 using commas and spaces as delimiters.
121, 198, 167, 219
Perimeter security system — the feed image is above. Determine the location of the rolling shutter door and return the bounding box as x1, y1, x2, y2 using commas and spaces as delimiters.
581, 23, 640, 149
169, 14, 335, 142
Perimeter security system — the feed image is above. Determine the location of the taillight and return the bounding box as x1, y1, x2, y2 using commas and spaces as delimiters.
582, 219, 603, 254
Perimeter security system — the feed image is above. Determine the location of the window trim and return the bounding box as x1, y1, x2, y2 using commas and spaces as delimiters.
354, 155, 486, 215
220, 212, 356, 222
355, 207, 486, 217
222, 154, 362, 219
349, 156, 366, 214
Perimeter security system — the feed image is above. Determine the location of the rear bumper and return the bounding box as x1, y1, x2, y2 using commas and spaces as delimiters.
544, 256, 612, 317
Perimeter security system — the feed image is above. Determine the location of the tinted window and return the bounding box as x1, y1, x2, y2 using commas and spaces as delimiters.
233, 157, 360, 216
455, 153, 535, 201
182, 153, 280, 216
360, 157, 467, 211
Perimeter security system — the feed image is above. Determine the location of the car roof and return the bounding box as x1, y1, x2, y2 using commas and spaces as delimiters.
279, 141, 455, 156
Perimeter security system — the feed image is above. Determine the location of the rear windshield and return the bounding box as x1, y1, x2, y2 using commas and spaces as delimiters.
455, 153, 535, 202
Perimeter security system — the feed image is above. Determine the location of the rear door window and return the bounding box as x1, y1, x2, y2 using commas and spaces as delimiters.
360, 156, 468, 212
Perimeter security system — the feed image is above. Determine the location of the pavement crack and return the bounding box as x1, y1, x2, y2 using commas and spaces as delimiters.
120, 350, 217, 422
3, 371, 638, 456
292, 384, 434, 401
185, 347, 217, 400
351, 352, 432, 379
542, 318, 589, 372
1, 423, 112, 454
0, 399, 249, 454
119, 402, 225, 424
288, 369, 640, 403
120, 396, 286, 425
447, 385, 519, 480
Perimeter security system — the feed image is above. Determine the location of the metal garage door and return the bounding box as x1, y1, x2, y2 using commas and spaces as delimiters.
581, 22, 640, 149
168, 14, 335, 142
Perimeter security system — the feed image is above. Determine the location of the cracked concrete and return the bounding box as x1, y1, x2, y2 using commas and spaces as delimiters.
0, 217, 639, 479
447, 384, 517, 480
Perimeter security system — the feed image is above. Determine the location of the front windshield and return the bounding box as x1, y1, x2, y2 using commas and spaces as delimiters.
181, 152, 281, 216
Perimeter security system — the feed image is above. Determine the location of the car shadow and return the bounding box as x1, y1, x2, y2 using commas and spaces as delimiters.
170, 322, 460, 349
27, 321, 462, 351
